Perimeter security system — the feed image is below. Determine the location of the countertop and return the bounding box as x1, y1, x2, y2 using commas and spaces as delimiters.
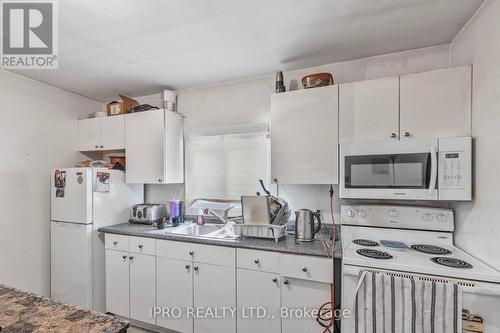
98, 222, 342, 259
0, 285, 129, 333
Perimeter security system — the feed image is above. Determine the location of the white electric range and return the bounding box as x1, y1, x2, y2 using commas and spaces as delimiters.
341, 204, 500, 333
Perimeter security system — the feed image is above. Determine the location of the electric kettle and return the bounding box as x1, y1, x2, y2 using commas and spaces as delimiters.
294, 209, 322, 242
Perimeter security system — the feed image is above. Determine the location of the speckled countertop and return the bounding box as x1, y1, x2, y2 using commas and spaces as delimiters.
98, 222, 342, 259
0, 285, 129, 333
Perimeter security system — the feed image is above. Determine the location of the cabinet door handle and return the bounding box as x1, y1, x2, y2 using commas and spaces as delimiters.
193, 266, 199, 271
272, 278, 278, 283
189, 251, 194, 256
283, 279, 289, 285
254, 259, 260, 264
100, 145, 104, 149
113, 241, 118, 245
158, 178, 163, 183
404, 132, 410, 137
138, 245, 143, 249
390, 133, 397, 139
95, 145, 99, 149
302, 267, 308, 272
129, 256, 134, 260
122, 255, 127, 260
185, 264, 191, 270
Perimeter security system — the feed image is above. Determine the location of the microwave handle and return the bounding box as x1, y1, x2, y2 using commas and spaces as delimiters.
428, 145, 437, 195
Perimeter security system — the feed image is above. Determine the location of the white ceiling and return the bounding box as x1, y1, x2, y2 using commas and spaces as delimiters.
15, 0, 482, 101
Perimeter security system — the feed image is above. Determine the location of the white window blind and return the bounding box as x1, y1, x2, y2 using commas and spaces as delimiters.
185, 125, 269, 203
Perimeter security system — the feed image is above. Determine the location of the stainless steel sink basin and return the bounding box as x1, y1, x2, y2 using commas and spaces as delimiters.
168, 223, 239, 240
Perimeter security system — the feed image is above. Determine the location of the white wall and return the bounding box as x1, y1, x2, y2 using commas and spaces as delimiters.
142, 44, 451, 223
0, 71, 101, 296
450, 0, 500, 270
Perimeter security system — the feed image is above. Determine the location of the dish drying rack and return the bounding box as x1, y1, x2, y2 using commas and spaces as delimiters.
234, 201, 291, 242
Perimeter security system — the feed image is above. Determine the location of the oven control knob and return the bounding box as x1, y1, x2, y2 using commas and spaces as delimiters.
358, 210, 367, 217
436, 214, 447, 222
388, 209, 399, 218
423, 213, 434, 222
346, 209, 356, 218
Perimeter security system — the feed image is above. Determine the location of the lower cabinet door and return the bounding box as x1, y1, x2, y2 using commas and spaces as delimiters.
281, 277, 332, 333
129, 253, 156, 324
156, 257, 194, 333
193, 263, 236, 333
237, 269, 281, 333
105, 249, 129, 318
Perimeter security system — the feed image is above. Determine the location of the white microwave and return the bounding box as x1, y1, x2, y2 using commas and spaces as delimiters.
339, 137, 472, 201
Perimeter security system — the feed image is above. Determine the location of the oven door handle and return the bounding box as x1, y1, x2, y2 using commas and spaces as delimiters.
464, 285, 500, 296
428, 145, 437, 195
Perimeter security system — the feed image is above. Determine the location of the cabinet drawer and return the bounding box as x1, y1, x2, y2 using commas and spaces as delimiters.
156, 240, 235, 267
130, 236, 155, 255
105, 234, 129, 252
280, 254, 333, 283
237, 249, 280, 273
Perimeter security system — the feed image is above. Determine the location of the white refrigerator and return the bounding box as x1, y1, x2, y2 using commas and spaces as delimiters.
50, 167, 143, 312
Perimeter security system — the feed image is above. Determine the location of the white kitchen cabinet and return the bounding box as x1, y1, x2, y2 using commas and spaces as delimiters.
105, 249, 130, 318
237, 269, 281, 333
271, 85, 339, 184
193, 262, 236, 333
400, 65, 472, 139
77, 116, 125, 151
339, 76, 400, 143
129, 253, 156, 325
77, 118, 100, 151
157, 257, 193, 333
281, 277, 332, 333
105, 236, 156, 325
125, 109, 184, 184
100, 115, 126, 150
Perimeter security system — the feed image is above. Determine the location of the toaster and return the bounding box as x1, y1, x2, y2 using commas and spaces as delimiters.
130, 204, 168, 224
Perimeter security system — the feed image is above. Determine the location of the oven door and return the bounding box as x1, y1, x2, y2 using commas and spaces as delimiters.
340, 139, 438, 200
341, 265, 500, 333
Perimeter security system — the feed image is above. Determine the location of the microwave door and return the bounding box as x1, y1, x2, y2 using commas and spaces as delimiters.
342, 152, 437, 200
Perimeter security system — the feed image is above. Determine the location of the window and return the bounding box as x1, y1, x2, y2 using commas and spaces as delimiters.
185, 124, 269, 205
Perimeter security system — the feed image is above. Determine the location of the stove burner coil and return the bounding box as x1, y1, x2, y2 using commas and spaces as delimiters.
411, 244, 451, 255
356, 249, 393, 259
430, 257, 473, 269
353, 239, 379, 247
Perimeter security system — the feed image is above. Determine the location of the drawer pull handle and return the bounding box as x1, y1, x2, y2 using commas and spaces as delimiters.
138, 245, 143, 249
272, 278, 278, 283
185, 264, 191, 270
254, 259, 260, 264
113, 241, 118, 245
122, 255, 127, 259
193, 266, 199, 271
189, 251, 194, 256
302, 267, 308, 272
283, 279, 289, 285
129, 256, 134, 260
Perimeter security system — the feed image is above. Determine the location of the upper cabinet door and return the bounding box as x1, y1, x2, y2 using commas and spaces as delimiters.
126, 109, 165, 184
339, 76, 400, 143
100, 115, 125, 150
271, 85, 339, 184
77, 118, 100, 151
400, 65, 472, 139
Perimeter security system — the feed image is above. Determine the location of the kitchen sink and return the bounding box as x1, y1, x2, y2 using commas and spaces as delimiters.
168, 223, 239, 240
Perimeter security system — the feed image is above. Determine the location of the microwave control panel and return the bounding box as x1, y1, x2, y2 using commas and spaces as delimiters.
439, 151, 465, 189
438, 137, 472, 201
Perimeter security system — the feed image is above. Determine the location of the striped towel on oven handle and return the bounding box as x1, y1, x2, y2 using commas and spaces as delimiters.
354, 270, 462, 333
